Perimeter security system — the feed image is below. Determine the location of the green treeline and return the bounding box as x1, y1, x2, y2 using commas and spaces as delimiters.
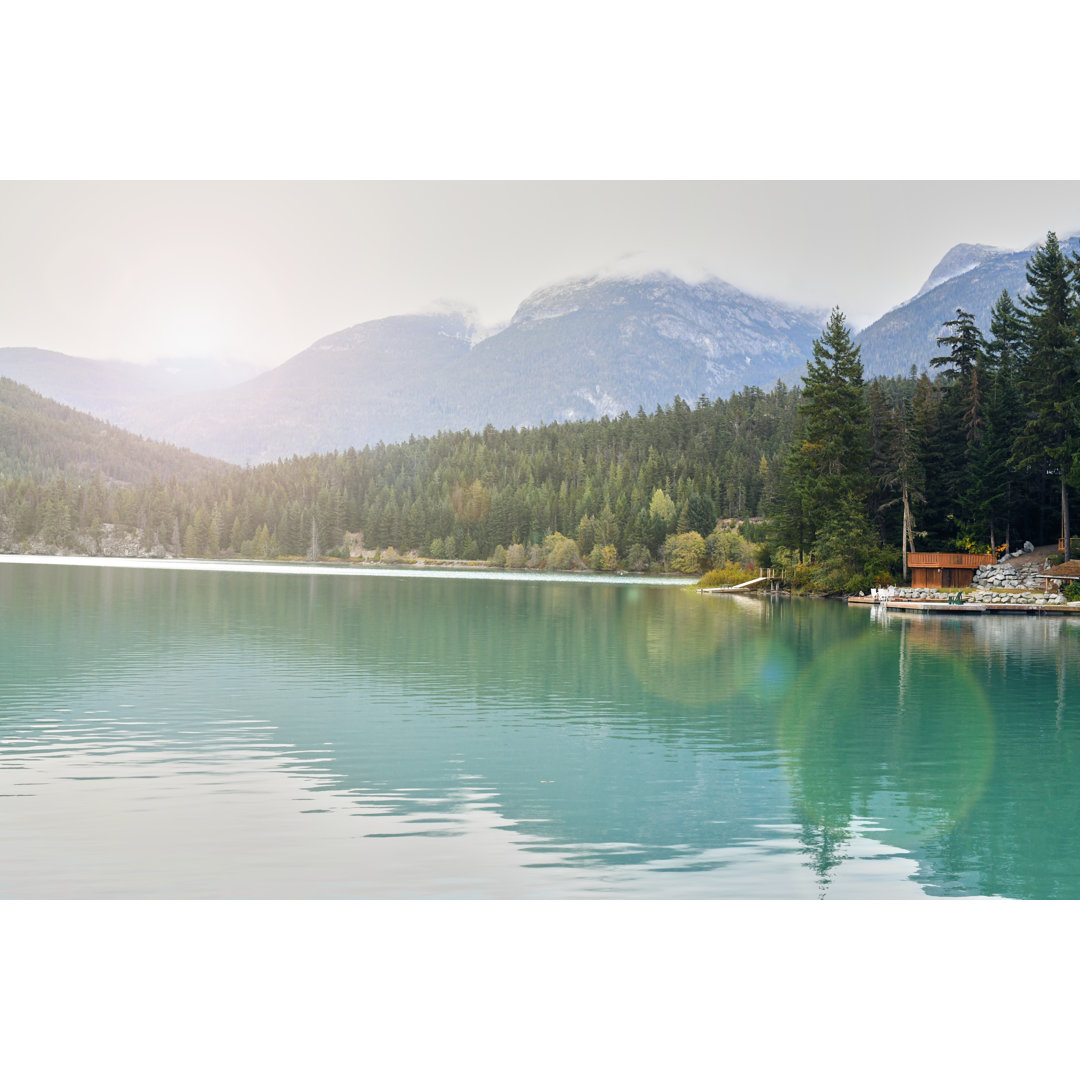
4, 232, 1079, 587
1, 380, 801, 566
0, 377, 226, 485
772, 231, 1080, 590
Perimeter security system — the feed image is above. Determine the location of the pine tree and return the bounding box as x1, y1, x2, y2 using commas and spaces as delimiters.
776, 308, 872, 567
931, 308, 988, 451
930, 309, 990, 540
1011, 231, 1080, 551
973, 291, 1026, 551
772, 449, 812, 562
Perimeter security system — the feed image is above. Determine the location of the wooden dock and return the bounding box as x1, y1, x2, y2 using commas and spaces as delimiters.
849, 596, 1080, 616
881, 600, 987, 614
699, 570, 777, 596
699, 570, 776, 594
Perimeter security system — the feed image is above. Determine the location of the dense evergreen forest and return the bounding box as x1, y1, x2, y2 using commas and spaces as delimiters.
0, 378, 801, 568
771, 230, 1080, 590
3, 231, 1079, 591
0, 378, 226, 484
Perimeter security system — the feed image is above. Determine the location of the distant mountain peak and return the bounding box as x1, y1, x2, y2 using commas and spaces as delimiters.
509, 270, 747, 328
915, 243, 1002, 298
856, 234, 1080, 379
305, 308, 476, 354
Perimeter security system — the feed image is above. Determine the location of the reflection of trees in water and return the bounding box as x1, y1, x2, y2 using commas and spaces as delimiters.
797, 821, 852, 896
4, 568, 804, 866
779, 624, 998, 893
8, 564, 1080, 897
779, 613, 1080, 897
626, 590, 776, 709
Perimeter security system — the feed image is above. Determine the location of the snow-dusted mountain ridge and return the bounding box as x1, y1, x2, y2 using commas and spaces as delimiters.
914, 243, 1002, 298
7, 235, 1079, 463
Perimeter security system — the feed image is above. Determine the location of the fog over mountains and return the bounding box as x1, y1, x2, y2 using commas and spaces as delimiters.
3, 235, 1076, 464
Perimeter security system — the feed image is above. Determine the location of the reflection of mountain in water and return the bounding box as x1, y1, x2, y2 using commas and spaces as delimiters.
4, 563, 1080, 897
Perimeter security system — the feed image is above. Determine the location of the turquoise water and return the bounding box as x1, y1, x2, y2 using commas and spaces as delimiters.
2, 557, 1079, 898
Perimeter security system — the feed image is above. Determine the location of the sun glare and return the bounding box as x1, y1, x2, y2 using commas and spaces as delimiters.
154, 308, 229, 361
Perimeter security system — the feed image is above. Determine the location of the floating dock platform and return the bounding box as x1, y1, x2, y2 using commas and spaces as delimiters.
849, 596, 1080, 616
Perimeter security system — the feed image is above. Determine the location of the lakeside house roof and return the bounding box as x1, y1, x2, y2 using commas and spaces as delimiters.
907, 552, 995, 569
1038, 560, 1080, 580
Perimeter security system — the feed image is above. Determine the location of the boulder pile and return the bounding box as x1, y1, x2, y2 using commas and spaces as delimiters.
885, 585, 1065, 605
972, 562, 1045, 590
969, 589, 1064, 606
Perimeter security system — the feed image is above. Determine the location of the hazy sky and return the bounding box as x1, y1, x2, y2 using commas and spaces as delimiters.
5, 5, 1076, 1067
4, 8, 1079, 379
3, 179, 1080, 371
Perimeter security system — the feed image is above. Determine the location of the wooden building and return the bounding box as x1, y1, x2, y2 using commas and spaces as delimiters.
907, 551, 994, 588
1038, 560, 1080, 593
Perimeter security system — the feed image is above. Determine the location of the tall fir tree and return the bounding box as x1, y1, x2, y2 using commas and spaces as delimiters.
1068, 246, 1080, 519
1011, 231, 1080, 552
774, 308, 874, 577
930, 309, 990, 540
973, 290, 1027, 550
931, 308, 988, 449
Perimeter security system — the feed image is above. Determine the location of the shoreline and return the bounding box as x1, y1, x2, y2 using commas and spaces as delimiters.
0, 552, 692, 587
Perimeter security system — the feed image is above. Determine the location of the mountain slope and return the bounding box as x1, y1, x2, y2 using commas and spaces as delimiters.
856, 234, 1080, 377
0, 347, 183, 420
138, 311, 476, 462
0, 376, 230, 484
456, 273, 822, 429
130, 273, 824, 462
0, 347, 260, 423
913, 242, 1002, 298
6, 236, 1075, 464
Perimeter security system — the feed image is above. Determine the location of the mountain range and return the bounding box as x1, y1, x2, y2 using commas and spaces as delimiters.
2, 235, 1075, 463
855, 233, 1080, 377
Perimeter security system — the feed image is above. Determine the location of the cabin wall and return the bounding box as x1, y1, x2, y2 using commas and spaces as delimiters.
908, 552, 993, 589
911, 566, 977, 588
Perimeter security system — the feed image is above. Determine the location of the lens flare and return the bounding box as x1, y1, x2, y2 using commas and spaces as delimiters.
778, 628, 996, 843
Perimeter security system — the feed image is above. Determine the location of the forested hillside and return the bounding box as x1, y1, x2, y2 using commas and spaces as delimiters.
0, 377, 228, 484
772, 231, 1080, 591
1, 381, 801, 564
5, 231, 1080, 592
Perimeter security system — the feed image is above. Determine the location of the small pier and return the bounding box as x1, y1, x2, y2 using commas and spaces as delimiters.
699, 569, 777, 593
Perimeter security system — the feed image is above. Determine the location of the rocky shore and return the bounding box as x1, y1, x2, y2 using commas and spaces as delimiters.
879, 544, 1074, 605
885, 586, 1069, 606
1, 523, 167, 559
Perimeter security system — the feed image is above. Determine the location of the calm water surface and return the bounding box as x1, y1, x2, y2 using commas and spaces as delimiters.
2, 556, 1079, 899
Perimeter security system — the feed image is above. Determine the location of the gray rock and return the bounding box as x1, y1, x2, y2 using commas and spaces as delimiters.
1023, 540, 1035, 553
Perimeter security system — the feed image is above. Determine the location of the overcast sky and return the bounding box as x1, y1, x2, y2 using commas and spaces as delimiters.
5, 2, 1076, 1067
3, 179, 1080, 371
3, 6, 1079, 377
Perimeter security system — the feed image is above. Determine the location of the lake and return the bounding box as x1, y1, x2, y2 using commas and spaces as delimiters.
2, 555, 1079, 899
